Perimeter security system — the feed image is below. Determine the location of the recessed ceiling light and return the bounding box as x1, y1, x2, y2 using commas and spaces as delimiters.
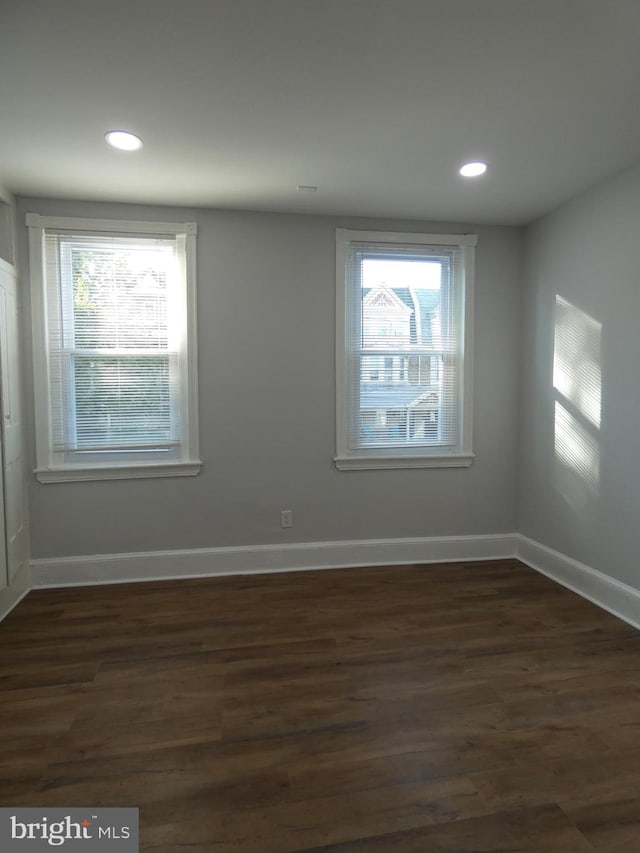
459, 161, 487, 177
105, 130, 143, 151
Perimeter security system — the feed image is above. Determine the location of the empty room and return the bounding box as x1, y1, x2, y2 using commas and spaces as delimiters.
1, 1, 640, 850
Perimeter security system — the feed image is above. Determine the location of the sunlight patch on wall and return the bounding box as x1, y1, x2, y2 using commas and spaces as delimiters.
553, 295, 601, 428
554, 401, 600, 491
553, 296, 602, 503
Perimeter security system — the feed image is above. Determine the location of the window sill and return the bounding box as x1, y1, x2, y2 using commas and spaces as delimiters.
334, 454, 474, 471
35, 461, 203, 483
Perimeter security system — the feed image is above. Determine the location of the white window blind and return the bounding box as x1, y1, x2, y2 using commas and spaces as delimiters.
28, 215, 200, 482
336, 229, 476, 470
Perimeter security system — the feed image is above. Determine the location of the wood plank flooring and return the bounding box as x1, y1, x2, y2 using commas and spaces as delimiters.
1, 559, 640, 851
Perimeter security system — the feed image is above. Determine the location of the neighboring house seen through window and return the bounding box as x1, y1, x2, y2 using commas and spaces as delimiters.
27, 214, 201, 482
335, 229, 476, 469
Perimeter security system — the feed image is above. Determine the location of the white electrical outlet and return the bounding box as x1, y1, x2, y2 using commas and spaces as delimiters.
280, 509, 293, 528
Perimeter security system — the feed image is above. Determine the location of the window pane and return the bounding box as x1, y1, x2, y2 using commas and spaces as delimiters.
361, 257, 442, 350
70, 242, 172, 350
73, 355, 173, 449
357, 254, 447, 448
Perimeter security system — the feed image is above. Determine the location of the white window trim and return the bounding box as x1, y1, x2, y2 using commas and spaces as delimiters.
27, 214, 202, 483
335, 229, 476, 471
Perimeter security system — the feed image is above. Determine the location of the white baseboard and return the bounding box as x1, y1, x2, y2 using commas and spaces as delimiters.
30, 533, 519, 589
19, 534, 640, 634
0, 561, 31, 622
517, 535, 640, 631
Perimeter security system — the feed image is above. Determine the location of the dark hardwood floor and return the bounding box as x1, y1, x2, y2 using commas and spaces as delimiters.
1, 559, 640, 851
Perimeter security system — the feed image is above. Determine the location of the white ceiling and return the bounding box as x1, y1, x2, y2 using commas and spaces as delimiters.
2, 0, 640, 225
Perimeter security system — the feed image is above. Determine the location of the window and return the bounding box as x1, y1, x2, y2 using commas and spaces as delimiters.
27, 214, 201, 482
335, 229, 476, 470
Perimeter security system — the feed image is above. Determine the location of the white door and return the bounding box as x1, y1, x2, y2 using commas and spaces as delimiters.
0, 259, 27, 584
0, 430, 6, 590
0, 282, 9, 589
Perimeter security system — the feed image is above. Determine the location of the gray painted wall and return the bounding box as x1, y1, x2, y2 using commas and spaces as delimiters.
17, 198, 522, 560
519, 162, 640, 587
